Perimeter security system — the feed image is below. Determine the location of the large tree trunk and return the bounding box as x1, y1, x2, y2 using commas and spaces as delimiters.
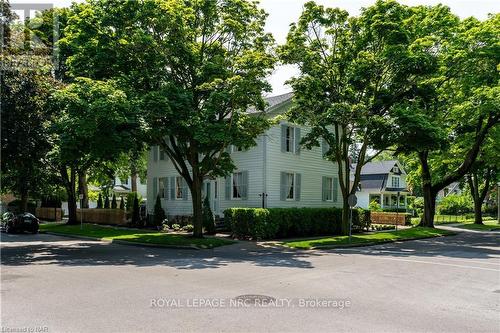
190, 175, 204, 238
62, 167, 78, 225
421, 185, 437, 228
341, 197, 350, 235
19, 190, 28, 213
473, 200, 483, 225
131, 173, 138, 193
78, 171, 89, 208
419, 151, 436, 228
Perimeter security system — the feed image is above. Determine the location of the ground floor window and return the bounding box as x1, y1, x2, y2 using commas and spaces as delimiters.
159, 177, 167, 198
232, 172, 243, 199
175, 177, 184, 199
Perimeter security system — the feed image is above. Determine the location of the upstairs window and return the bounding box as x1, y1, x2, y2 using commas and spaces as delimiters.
391, 176, 400, 188
281, 124, 301, 154
285, 126, 295, 153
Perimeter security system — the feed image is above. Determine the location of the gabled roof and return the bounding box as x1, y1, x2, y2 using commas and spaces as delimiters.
247, 92, 293, 114
357, 160, 403, 175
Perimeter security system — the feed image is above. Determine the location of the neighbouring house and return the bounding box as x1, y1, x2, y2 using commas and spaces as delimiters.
353, 160, 410, 210
114, 176, 147, 199
436, 182, 462, 201
147, 92, 342, 219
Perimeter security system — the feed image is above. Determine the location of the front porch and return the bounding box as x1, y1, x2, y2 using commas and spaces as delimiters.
369, 192, 408, 210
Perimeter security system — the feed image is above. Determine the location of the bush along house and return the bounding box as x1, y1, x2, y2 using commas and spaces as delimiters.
353, 160, 410, 211
146, 92, 343, 222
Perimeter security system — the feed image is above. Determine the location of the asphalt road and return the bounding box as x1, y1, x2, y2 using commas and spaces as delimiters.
1, 228, 499, 333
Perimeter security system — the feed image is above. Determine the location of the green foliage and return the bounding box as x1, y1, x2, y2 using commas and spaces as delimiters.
126, 192, 142, 211
202, 196, 216, 235
111, 193, 117, 209
437, 194, 474, 215
171, 224, 181, 231
369, 200, 382, 212
225, 207, 371, 240
1, 65, 57, 209
96, 193, 103, 209
182, 224, 194, 232
278, 0, 426, 235
153, 194, 166, 227
119, 197, 125, 210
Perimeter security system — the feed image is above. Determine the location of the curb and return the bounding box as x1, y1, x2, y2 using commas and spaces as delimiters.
41, 231, 201, 250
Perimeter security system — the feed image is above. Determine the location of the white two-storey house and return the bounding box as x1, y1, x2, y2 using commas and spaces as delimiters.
147, 93, 342, 218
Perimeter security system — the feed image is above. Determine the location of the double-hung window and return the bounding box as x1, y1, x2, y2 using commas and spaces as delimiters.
280, 172, 301, 201
175, 176, 184, 199
285, 126, 295, 153
391, 176, 400, 188
158, 177, 167, 198
232, 172, 243, 199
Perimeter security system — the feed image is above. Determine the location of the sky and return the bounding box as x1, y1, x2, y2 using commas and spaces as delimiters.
11, 0, 500, 95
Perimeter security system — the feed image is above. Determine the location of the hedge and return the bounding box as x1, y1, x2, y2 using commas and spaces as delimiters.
224, 207, 370, 240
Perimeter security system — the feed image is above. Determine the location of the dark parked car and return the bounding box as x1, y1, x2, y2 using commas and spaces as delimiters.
1, 212, 39, 234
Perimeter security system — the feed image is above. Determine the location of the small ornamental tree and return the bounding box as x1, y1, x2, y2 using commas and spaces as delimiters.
202, 196, 216, 235
104, 194, 110, 209
119, 197, 125, 210
132, 195, 140, 226
153, 194, 166, 227
111, 193, 117, 209
97, 193, 103, 208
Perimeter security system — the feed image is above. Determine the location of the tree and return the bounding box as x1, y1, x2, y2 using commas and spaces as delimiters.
132, 195, 140, 226
466, 127, 500, 224
1, 66, 56, 211
103, 194, 110, 209
202, 196, 216, 235
62, 0, 275, 237
111, 193, 117, 209
153, 194, 166, 227
391, 11, 499, 227
96, 192, 103, 208
50, 78, 135, 223
279, 1, 425, 234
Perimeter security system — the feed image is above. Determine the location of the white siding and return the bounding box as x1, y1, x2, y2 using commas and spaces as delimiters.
265, 122, 341, 208
147, 122, 343, 217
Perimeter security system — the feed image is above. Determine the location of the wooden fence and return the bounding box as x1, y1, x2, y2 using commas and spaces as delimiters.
371, 212, 411, 226
35, 207, 63, 221
76, 209, 127, 225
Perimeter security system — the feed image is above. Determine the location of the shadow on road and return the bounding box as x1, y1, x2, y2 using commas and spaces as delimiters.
0, 233, 318, 269
1, 231, 498, 270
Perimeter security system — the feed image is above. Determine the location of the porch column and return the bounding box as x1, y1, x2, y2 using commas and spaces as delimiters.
381, 193, 384, 209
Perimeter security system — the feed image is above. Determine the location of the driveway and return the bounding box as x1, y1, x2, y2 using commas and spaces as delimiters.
1, 229, 499, 333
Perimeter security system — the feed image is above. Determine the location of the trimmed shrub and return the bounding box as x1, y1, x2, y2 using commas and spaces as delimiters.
202, 196, 216, 235
132, 195, 140, 226
111, 193, 117, 209
97, 193, 103, 209
104, 195, 110, 209
119, 197, 125, 210
153, 194, 166, 227
224, 207, 363, 240
352, 208, 371, 232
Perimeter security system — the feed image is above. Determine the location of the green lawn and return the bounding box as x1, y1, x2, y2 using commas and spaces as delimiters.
454, 219, 500, 232
40, 223, 235, 249
282, 227, 455, 249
